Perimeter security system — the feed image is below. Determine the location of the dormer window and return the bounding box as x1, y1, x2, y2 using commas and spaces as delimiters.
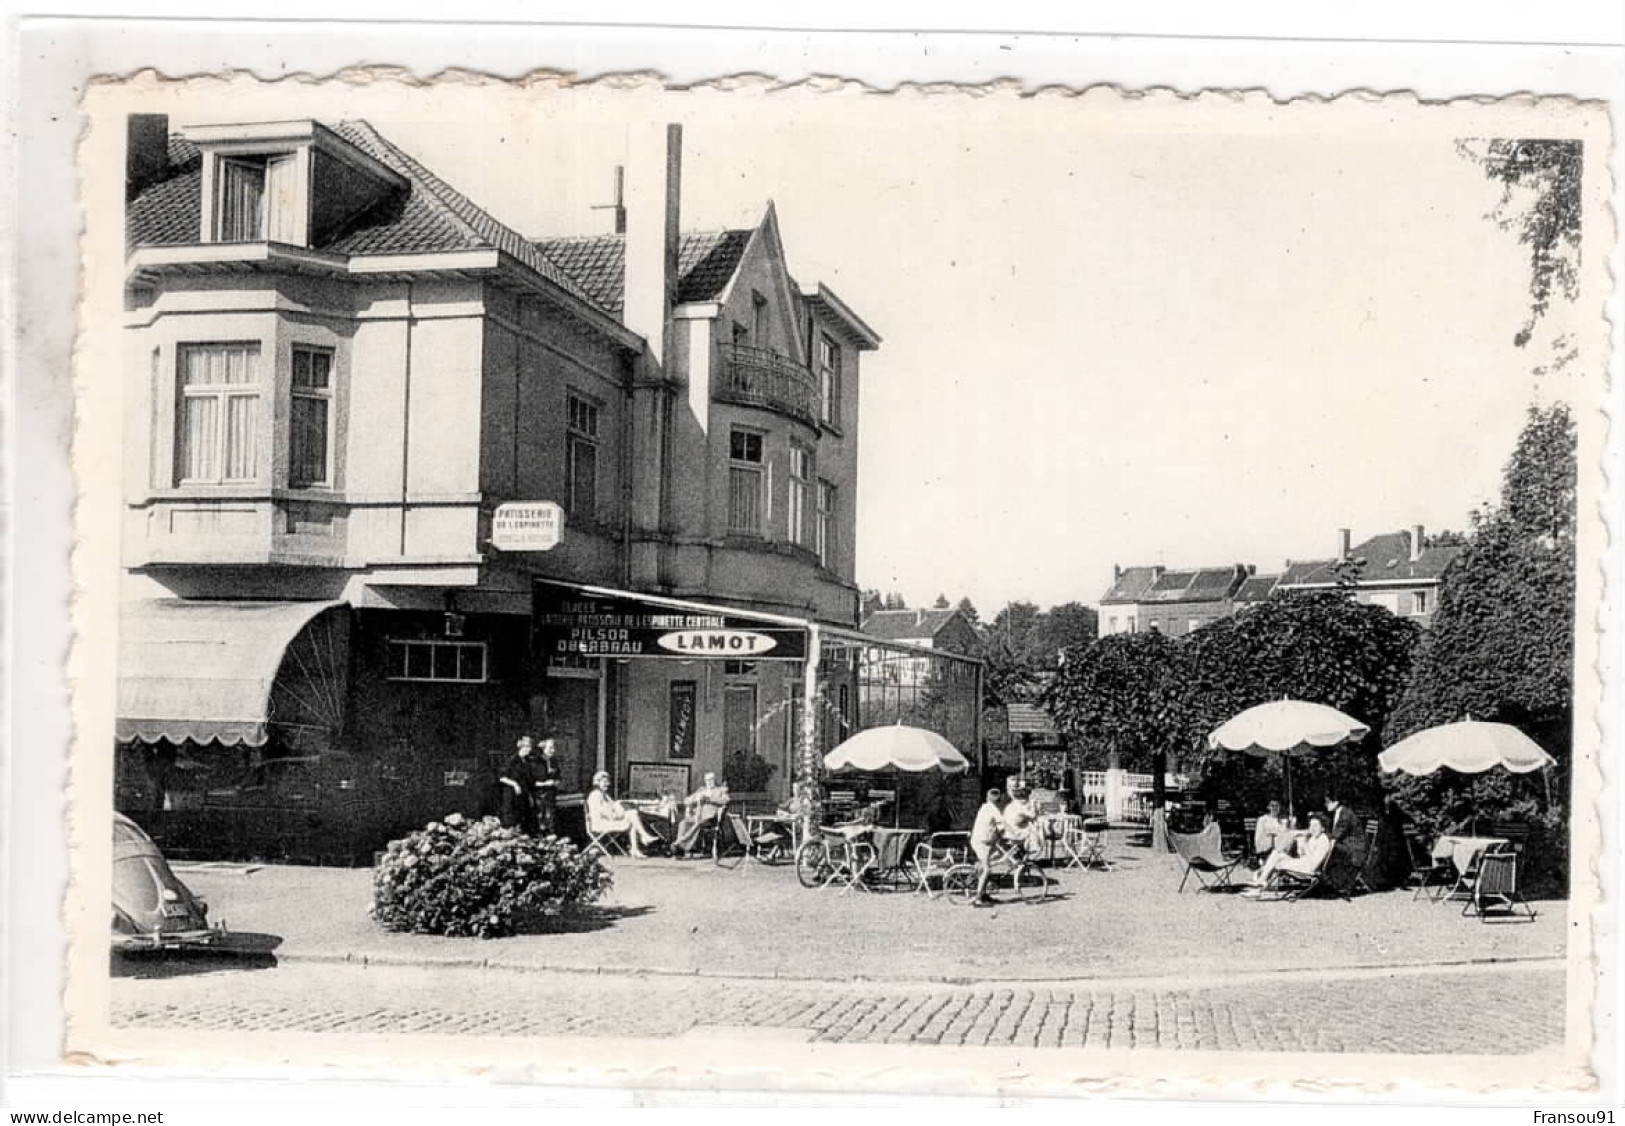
216, 154, 301, 243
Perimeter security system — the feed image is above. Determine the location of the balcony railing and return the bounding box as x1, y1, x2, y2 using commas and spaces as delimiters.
716, 343, 818, 426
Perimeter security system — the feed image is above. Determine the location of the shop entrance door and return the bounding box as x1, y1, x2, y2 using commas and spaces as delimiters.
547, 676, 600, 797
722, 684, 758, 766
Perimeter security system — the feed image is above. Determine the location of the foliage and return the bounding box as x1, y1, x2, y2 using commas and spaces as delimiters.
1386, 405, 1576, 888
1461, 138, 1582, 347
1042, 630, 1191, 788
859, 589, 884, 618
371, 814, 611, 939
983, 600, 1100, 707
955, 597, 980, 624
932, 593, 950, 609
722, 750, 777, 793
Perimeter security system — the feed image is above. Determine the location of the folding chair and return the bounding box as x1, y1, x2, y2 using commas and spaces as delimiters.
716, 812, 790, 868
818, 828, 876, 894
1062, 820, 1113, 871
1252, 840, 1345, 902
1402, 828, 1451, 901
1168, 823, 1243, 892
912, 832, 971, 898
1351, 819, 1382, 894
584, 808, 630, 858
1462, 850, 1536, 922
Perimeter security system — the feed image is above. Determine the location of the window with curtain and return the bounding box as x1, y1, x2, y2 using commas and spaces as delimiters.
289, 346, 333, 487
818, 333, 842, 427
816, 478, 837, 567
176, 343, 261, 484
215, 154, 299, 243
788, 443, 813, 547
728, 428, 764, 534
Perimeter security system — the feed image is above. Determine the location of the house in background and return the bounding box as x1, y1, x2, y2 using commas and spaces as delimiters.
1096, 565, 1249, 638
1099, 526, 1461, 639
859, 607, 982, 687
115, 114, 916, 860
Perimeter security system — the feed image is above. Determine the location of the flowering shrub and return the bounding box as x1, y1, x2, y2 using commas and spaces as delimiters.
371, 814, 612, 939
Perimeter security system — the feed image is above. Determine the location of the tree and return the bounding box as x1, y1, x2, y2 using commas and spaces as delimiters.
955, 597, 980, 625
1027, 602, 1100, 666
859, 589, 884, 619
932, 593, 950, 610
1461, 138, 1582, 347
1042, 631, 1191, 807
882, 591, 907, 611
1387, 404, 1576, 878
1181, 592, 1422, 812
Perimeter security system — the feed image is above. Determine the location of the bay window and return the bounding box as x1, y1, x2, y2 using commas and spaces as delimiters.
289, 346, 333, 487
728, 428, 765, 534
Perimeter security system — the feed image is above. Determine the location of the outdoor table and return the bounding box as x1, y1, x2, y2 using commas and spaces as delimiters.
745, 812, 797, 851
868, 827, 924, 873
1431, 835, 1508, 873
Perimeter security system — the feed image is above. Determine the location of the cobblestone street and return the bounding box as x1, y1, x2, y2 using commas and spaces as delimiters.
113, 957, 1565, 1054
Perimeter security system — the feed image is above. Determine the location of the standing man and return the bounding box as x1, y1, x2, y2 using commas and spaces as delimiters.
1325, 791, 1366, 890
533, 736, 563, 837
498, 735, 539, 837
970, 788, 1009, 907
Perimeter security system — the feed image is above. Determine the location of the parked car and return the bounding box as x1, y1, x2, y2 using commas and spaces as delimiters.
112, 812, 218, 951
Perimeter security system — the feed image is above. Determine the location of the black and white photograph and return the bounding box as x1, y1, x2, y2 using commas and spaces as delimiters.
28, 42, 1619, 1104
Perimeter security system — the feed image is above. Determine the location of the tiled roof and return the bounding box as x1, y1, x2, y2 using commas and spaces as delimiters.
1099, 566, 1161, 605
1282, 533, 1462, 586
1281, 559, 1335, 585
860, 608, 961, 642
126, 120, 604, 312
1115, 565, 1245, 605
1234, 573, 1281, 603
532, 228, 754, 316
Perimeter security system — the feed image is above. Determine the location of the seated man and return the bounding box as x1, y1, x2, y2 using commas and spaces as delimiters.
1252, 813, 1331, 888
1253, 799, 1290, 860
586, 771, 665, 858
671, 772, 730, 857
1002, 786, 1042, 856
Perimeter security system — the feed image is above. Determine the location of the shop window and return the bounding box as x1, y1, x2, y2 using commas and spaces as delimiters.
567, 392, 600, 520
176, 343, 261, 484
387, 639, 488, 683
289, 346, 334, 487
724, 660, 758, 677
728, 428, 765, 534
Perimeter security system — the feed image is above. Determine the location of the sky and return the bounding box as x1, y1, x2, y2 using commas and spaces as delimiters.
161, 84, 1588, 615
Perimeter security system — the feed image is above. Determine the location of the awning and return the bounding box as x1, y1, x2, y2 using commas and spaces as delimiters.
117, 600, 346, 747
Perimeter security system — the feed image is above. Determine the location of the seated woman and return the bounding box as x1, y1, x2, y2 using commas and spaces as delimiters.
671, 772, 730, 857
1253, 799, 1290, 860
586, 771, 665, 858
1251, 813, 1330, 888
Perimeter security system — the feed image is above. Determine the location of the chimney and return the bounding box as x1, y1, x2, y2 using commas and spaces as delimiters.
623, 123, 682, 365
1411, 524, 1425, 562
126, 114, 170, 198
1337, 527, 1351, 560
1113, 564, 1121, 580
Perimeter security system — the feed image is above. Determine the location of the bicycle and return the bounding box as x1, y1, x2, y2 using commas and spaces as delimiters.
941, 840, 1051, 905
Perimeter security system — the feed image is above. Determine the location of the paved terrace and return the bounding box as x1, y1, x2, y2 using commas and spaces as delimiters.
166, 837, 1564, 982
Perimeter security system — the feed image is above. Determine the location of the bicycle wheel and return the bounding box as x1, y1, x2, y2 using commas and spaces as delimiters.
1014, 863, 1052, 903
942, 863, 981, 905
794, 840, 830, 888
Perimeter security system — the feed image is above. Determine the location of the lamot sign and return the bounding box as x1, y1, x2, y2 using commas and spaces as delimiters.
534, 584, 807, 661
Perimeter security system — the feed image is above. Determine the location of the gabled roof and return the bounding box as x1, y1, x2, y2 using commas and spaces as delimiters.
1280, 559, 1336, 585
532, 228, 755, 317
126, 120, 604, 312
859, 608, 963, 642
1283, 533, 1462, 586
1234, 573, 1281, 603
1099, 566, 1161, 605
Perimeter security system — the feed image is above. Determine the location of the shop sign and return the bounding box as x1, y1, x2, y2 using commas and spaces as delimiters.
534, 585, 807, 660
492, 502, 564, 551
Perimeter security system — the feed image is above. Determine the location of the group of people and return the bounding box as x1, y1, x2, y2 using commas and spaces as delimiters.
1245, 793, 1365, 892
967, 785, 1047, 906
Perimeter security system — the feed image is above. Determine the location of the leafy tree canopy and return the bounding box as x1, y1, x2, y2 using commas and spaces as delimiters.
1042, 630, 1191, 773
932, 593, 951, 609
955, 597, 980, 624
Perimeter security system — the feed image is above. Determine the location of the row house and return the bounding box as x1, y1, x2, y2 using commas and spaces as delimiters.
115, 115, 918, 860
1097, 565, 1250, 638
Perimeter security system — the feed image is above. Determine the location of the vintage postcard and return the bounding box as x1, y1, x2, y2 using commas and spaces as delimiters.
60, 70, 1614, 1099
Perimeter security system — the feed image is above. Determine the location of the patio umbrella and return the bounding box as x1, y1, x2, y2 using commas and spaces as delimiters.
823, 723, 971, 774
1206, 700, 1370, 818
1378, 720, 1556, 776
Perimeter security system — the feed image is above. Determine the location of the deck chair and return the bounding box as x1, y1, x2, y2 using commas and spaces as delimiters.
1168, 823, 1243, 892
1402, 828, 1451, 901
716, 811, 789, 868
1062, 820, 1113, 871
1252, 839, 1344, 901
1462, 850, 1536, 922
